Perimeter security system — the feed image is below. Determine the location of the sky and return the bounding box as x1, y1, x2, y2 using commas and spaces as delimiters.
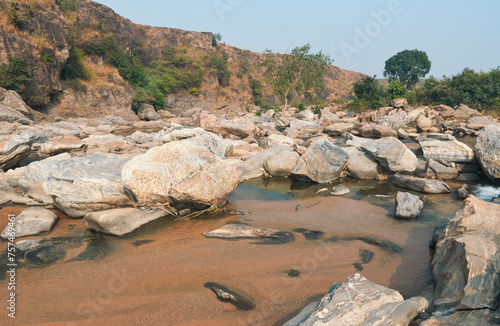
95, 0, 500, 78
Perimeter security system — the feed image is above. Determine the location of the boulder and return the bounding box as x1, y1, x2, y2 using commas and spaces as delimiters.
431, 196, 500, 312
467, 116, 497, 130
40, 135, 85, 156
219, 118, 257, 139
394, 192, 424, 219
121, 141, 240, 208
286, 273, 428, 326
236, 145, 294, 181
0, 133, 35, 170
296, 109, 315, 121
361, 137, 417, 173
158, 110, 177, 119
453, 104, 481, 121
156, 128, 230, 157
344, 132, 371, 150
126, 130, 154, 144
475, 124, 500, 182
264, 150, 300, 177
194, 113, 221, 131
260, 134, 294, 149
319, 108, 339, 121
0, 87, 31, 117
425, 159, 459, 180
434, 104, 455, 119
291, 139, 349, 183
137, 104, 161, 121
342, 147, 379, 179
19, 153, 129, 217
324, 122, 354, 136
457, 184, 470, 200
1, 207, 58, 239
83, 134, 135, 154
0, 103, 33, 124
391, 98, 408, 108
360, 124, 398, 138
417, 115, 433, 132
84, 208, 168, 236
389, 175, 451, 194
419, 134, 475, 164
225, 140, 260, 158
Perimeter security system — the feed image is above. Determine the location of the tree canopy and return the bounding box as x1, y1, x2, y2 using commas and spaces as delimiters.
383, 49, 431, 88
262, 43, 332, 114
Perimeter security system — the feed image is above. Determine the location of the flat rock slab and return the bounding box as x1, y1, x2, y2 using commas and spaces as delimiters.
419, 133, 475, 164
202, 224, 294, 244
84, 208, 169, 236
1, 207, 58, 239
390, 175, 451, 194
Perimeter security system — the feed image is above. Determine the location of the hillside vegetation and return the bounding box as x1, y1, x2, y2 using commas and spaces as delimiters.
0, 0, 364, 118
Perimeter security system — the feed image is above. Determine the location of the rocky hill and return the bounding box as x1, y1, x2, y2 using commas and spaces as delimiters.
0, 0, 364, 120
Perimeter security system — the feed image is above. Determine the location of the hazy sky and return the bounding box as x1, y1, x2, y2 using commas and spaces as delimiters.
95, 0, 499, 78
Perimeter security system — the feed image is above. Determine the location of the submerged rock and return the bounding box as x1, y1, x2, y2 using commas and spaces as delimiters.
389, 175, 451, 194
84, 208, 169, 236
204, 282, 255, 310
285, 273, 428, 326
330, 184, 350, 196
291, 139, 349, 183
0, 207, 58, 239
394, 192, 424, 219
475, 124, 500, 183
202, 224, 294, 244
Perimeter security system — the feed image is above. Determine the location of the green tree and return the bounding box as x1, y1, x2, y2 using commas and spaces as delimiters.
349, 75, 387, 111
383, 49, 431, 88
262, 43, 332, 115
210, 51, 231, 87
386, 80, 408, 99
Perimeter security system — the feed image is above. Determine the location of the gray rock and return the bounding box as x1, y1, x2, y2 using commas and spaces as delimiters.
84, 208, 168, 236
454, 103, 481, 121
1, 207, 58, 239
289, 273, 428, 326
261, 134, 294, 149
419, 134, 475, 164
122, 141, 240, 208
236, 145, 294, 181
331, 184, 350, 196
19, 153, 129, 217
457, 184, 470, 200
0, 87, 31, 117
324, 122, 354, 136
0, 133, 35, 170
342, 146, 379, 179
126, 130, 154, 144
0, 103, 33, 124
156, 128, 230, 157
397, 128, 409, 139
219, 117, 257, 138
292, 139, 349, 183
421, 309, 500, 326
344, 132, 371, 150
137, 104, 161, 121
40, 135, 85, 156
425, 159, 459, 180
475, 124, 500, 182
389, 175, 451, 194
395, 192, 424, 219
361, 137, 417, 173
264, 150, 300, 177
295, 109, 315, 121
431, 196, 500, 312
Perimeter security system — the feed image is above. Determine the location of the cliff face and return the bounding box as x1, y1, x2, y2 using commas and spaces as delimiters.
0, 0, 364, 119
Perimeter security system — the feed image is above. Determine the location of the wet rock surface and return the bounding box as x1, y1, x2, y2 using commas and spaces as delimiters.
202, 224, 294, 244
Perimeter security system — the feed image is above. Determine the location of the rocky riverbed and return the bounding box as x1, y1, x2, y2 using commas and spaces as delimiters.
1, 91, 500, 325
